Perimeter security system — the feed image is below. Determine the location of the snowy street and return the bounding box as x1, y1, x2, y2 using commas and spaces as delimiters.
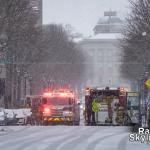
0, 126, 149, 150
1, 0, 150, 149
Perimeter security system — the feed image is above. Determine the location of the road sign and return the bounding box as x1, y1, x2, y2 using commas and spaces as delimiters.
145, 78, 150, 88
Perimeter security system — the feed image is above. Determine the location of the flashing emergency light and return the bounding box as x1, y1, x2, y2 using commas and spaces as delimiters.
43, 91, 74, 98
60, 92, 74, 98
44, 107, 50, 113
43, 92, 52, 96
60, 93, 68, 97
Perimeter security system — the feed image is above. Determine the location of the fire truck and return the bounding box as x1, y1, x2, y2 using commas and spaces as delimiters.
124, 92, 140, 127
84, 87, 126, 126
26, 89, 80, 125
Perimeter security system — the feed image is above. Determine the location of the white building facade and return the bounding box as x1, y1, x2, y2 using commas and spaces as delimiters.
79, 11, 129, 88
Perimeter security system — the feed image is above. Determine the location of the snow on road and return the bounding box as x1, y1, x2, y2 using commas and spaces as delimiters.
0, 126, 149, 150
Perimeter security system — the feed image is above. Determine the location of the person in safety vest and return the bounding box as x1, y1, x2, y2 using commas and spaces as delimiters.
91, 96, 97, 125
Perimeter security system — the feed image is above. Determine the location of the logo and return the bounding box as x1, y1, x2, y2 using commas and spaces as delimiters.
129, 128, 150, 143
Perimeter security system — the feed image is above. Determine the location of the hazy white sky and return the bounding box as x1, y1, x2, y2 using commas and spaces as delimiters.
43, 0, 129, 36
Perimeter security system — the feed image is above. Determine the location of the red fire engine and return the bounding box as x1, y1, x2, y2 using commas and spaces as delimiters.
26, 89, 80, 125
84, 87, 126, 126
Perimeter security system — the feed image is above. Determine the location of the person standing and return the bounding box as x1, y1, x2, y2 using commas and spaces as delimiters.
91, 97, 97, 125
85, 95, 92, 125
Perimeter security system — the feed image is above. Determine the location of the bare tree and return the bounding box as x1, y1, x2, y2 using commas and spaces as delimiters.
121, 0, 150, 80
0, 1, 85, 107
29, 24, 85, 94
0, 0, 39, 107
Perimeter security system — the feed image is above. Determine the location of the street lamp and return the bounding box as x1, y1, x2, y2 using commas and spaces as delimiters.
143, 32, 150, 127
28, 75, 32, 95
136, 32, 150, 127
0, 33, 8, 108
24, 72, 28, 97
16, 68, 21, 105
142, 32, 147, 37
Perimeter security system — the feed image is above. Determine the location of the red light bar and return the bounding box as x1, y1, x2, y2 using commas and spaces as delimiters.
43, 107, 50, 113
60, 93, 67, 96
43, 92, 52, 96
43, 90, 74, 98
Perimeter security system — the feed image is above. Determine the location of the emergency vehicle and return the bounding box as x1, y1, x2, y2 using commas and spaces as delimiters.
26, 89, 80, 125
84, 87, 126, 126
124, 92, 140, 126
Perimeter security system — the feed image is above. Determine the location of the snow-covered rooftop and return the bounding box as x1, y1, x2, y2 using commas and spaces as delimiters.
88, 33, 122, 40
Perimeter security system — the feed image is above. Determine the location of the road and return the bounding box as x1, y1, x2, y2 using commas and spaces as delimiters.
0, 126, 149, 150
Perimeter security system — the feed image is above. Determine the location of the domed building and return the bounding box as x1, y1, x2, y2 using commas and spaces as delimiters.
94, 16, 123, 34
79, 11, 130, 89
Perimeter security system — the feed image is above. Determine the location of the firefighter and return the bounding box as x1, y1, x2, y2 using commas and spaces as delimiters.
91, 96, 97, 125
86, 95, 92, 125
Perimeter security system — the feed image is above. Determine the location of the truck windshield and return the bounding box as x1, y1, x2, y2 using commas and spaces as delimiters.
43, 97, 73, 105
127, 96, 139, 109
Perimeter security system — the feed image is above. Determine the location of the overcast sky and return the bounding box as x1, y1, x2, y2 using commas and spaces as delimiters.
43, 0, 129, 36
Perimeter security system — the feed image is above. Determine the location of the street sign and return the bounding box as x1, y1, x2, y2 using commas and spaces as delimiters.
145, 78, 150, 88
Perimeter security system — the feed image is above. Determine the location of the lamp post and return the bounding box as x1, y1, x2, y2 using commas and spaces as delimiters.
0, 33, 8, 108
140, 74, 147, 127
24, 72, 28, 97
28, 75, 32, 95
16, 68, 21, 105
139, 31, 148, 127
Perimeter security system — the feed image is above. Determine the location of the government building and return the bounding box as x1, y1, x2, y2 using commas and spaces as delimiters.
78, 11, 130, 89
